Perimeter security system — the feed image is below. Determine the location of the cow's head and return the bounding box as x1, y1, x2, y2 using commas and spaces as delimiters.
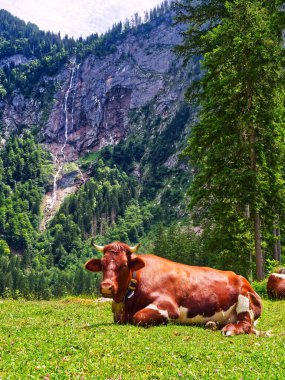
85, 241, 145, 302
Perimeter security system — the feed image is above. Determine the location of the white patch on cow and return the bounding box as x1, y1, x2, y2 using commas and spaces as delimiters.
272, 273, 285, 280
177, 304, 237, 325
145, 304, 169, 320
236, 295, 254, 321
236, 295, 249, 314
237, 294, 249, 314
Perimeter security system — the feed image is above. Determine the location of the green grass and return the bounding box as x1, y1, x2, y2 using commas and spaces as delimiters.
78, 152, 100, 167
63, 162, 79, 174
0, 299, 285, 379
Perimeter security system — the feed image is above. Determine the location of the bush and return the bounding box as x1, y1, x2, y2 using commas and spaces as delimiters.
252, 280, 268, 299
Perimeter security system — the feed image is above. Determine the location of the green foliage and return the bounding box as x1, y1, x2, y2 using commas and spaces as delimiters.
0, 84, 6, 100
0, 4, 174, 98
153, 223, 203, 265
251, 280, 268, 299
0, 131, 46, 249
0, 132, 101, 299
0, 125, 190, 298
140, 104, 192, 203
0, 10, 74, 59
175, 0, 285, 60
78, 151, 100, 168
0, 240, 10, 256
105, 200, 154, 244
79, 1, 173, 59
0, 298, 284, 379
0, 10, 76, 96
100, 102, 193, 223
35, 160, 140, 271
178, 0, 285, 278
0, 256, 100, 299
265, 258, 281, 276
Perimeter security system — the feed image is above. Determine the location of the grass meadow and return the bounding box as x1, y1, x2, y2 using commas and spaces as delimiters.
0, 298, 284, 380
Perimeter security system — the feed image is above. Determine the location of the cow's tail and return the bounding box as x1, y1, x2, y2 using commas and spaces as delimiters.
251, 328, 272, 337
249, 291, 272, 336
248, 291, 262, 321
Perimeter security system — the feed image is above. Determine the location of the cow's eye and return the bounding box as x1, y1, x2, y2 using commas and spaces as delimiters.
122, 264, 127, 270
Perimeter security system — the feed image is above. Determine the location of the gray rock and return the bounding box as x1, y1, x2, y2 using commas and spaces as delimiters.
1, 18, 194, 162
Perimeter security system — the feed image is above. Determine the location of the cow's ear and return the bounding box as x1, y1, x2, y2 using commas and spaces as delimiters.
130, 257, 145, 271
85, 258, 102, 272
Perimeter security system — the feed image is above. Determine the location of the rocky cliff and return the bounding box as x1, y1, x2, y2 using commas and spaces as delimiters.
0, 12, 198, 224
1, 15, 194, 161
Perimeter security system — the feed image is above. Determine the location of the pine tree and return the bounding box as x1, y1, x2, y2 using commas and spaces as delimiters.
176, 0, 285, 279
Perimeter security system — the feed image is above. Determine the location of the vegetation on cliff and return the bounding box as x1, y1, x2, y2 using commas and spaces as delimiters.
0, 1, 174, 97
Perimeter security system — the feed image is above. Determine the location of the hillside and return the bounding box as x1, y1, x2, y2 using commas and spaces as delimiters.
0, 5, 196, 213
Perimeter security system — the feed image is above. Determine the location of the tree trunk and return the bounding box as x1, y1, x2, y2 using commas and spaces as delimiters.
249, 118, 264, 280
273, 228, 278, 261
273, 227, 282, 263
254, 211, 264, 280
277, 228, 282, 262
111, 207, 116, 224
245, 204, 253, 281
249, 249, 253, 283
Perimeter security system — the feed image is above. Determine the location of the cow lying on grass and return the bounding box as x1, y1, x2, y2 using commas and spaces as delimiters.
267, 268, 285, 299
85, 242, 262, 336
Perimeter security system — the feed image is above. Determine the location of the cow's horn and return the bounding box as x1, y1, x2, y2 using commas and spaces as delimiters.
92, 242, 104, 252
129, 243, 141, 253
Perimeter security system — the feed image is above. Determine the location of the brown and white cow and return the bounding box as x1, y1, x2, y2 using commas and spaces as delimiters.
267, 268, 285, 299
85, 242, 262, 336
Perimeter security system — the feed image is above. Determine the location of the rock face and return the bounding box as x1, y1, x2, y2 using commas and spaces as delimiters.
1, 16, 192, 161
2, 91, 42, 135
0, 54, 32, 69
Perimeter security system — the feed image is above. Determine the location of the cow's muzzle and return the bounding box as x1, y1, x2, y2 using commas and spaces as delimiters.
100, 281, 115, 298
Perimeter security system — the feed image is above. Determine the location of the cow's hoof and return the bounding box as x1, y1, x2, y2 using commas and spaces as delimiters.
221, 329, 235, 337
205, 321, 218, 331
221, 324, 237, 336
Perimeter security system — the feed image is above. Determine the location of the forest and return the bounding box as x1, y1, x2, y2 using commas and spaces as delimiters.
0, 0, 285, 299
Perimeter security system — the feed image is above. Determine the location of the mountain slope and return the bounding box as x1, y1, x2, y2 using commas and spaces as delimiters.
1, 10, 194, 158
0, 8, 197, 222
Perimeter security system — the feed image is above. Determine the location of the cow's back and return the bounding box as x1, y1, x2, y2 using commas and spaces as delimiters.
267, 273, 285, 299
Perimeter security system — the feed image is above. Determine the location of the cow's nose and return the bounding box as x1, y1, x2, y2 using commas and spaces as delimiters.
101, 282, 114, 295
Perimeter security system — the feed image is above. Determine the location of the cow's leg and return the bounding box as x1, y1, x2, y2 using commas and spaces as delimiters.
131, 300, 179, 327
112, 301, 127, 324
221, 292, 261, 336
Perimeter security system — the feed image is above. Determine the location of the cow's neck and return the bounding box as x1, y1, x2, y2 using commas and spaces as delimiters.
113, 271, 138, 303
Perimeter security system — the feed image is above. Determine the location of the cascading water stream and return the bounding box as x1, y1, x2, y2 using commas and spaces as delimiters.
50, 64, 77, 210
70, 64, 80, 133
62, 64, 76, 160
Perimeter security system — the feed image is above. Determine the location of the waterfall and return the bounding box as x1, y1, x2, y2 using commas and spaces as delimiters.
50, 64, 77, 210
61, 64, 76, 160
71, 64, 81, 133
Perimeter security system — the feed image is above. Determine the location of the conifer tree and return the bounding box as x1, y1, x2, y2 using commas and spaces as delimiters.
176, 0, 285, 279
